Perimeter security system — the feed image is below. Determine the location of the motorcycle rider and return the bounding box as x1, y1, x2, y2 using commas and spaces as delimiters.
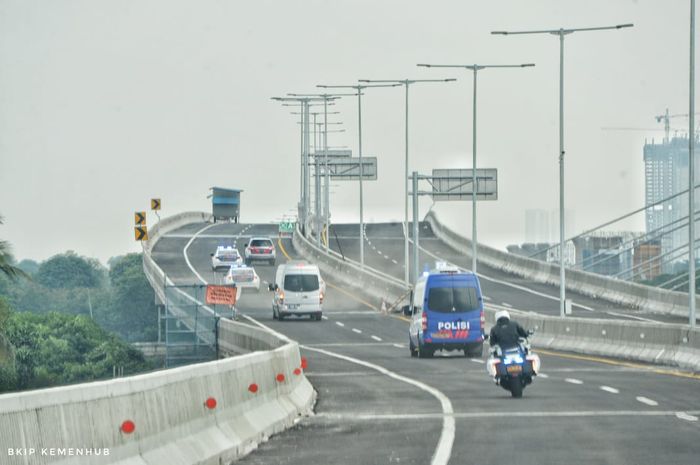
488, 310, 529, 356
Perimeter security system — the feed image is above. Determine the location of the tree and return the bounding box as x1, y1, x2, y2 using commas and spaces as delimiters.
3, 312, 151, 390
35, 251, 106, 289
104, 254, 158, 341
16, 259, 40, 276
0, 216, 28, 280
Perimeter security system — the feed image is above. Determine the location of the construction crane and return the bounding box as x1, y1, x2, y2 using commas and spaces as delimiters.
654, 108, 700, 142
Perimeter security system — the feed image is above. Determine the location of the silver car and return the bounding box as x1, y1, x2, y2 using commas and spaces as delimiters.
244, 237, 276, 265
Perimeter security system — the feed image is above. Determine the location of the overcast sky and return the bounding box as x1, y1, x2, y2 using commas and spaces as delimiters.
0, 0, 693, 264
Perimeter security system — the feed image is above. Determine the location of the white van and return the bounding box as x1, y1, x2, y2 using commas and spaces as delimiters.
269, 261, 324, 321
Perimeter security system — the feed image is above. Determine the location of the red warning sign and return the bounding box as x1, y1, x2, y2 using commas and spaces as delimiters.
205, 285, 237, 305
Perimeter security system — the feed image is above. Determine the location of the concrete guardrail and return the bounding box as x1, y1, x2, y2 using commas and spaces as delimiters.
294, 215, 700, 371
425, 210, 698, 318
0, 212, 315, 464
484, 308, 700, 372
292, 225, 411, 310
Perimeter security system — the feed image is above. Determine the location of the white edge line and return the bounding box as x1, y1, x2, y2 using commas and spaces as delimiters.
301, 345, 454, 465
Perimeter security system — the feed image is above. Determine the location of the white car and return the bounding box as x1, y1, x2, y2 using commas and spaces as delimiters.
211, 246, 243, 270
224, 264, 261, 291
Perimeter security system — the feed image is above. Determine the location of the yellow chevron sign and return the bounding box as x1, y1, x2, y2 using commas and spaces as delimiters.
151, 198, 161, 210
134, 226, 149, 241
134, 211, 146, 225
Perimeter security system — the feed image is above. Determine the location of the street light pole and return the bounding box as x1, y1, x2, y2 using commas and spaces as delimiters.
289, 92, 355, 249
317, 83, 400, 268
360, 78, 456, 284
417, 63, 534, 275
272, 96, 333, 237
690, 0, 697, 327
492, 23, 633, 318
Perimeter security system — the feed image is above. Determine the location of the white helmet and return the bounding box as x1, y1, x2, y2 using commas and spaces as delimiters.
495, 310, 511, 322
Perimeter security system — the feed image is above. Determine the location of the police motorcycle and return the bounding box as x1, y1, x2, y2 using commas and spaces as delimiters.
485, 328, 540, 398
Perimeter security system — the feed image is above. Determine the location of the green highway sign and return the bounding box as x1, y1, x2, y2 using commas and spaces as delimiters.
278, 221, 296, 233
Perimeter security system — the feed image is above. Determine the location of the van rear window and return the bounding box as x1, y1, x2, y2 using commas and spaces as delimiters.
284, 274, 319, 292
427, 287, 479, 312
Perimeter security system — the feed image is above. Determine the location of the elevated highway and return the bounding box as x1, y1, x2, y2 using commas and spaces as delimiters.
150, 218, 700, 465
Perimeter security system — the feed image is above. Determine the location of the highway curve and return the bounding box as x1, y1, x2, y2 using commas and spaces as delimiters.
151, 222, 700, 465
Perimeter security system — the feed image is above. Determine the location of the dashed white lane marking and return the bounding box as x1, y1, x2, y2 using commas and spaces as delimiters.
302, 346, 455, 465
636, 396, 658, 406
371, 335, 383, 342
675, 412, 699, 422
352, 328, 363, 334
336, 322, 345, 327
470, 359, 485, 364
321, 315, 328, 320
376, 250, 381, 254
482, 296, 492, 301
600, 386, 620, 394
501, 302, 513, 308
538, 373, 549, 378
565, 378, 584, 385
393, 343, 405, 349
391, 259, 399, 264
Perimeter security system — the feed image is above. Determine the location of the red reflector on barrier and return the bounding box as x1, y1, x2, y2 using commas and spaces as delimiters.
276, 373, 285, 382
293, 368, 302, 376
120, 420, 135, 434
248, 383, 259, 393
301, 357, 308, 369
205, 397, 217, 409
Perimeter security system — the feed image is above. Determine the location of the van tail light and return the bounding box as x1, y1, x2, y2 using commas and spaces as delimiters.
480, 311, 485, 329
319, 291, 324, 304
421, 313, 427, 331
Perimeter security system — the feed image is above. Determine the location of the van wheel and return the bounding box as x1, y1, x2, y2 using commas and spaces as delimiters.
314, 313, 323, 321
409, 341, 417, 358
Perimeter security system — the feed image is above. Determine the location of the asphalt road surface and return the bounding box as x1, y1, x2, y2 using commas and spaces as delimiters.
151, 222, 700, 465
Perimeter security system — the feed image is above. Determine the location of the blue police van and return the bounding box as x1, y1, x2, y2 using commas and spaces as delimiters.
404, 263, 485, 358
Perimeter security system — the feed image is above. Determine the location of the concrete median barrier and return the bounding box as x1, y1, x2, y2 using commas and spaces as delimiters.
426, 210, 697, 317
483, 306, 700, 372
292, 226, 411, 311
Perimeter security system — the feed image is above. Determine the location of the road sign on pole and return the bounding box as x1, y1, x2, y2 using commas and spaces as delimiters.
151, 198, 161, 210
134, 212, 146, 225
430, 168, 498, 200
278, 221, 296, 233
134, 226, 149, 241
311, 149, 352, 158
328, 157, 378, 180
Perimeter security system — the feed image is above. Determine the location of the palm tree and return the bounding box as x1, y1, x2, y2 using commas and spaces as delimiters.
0, 216, 28, 280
